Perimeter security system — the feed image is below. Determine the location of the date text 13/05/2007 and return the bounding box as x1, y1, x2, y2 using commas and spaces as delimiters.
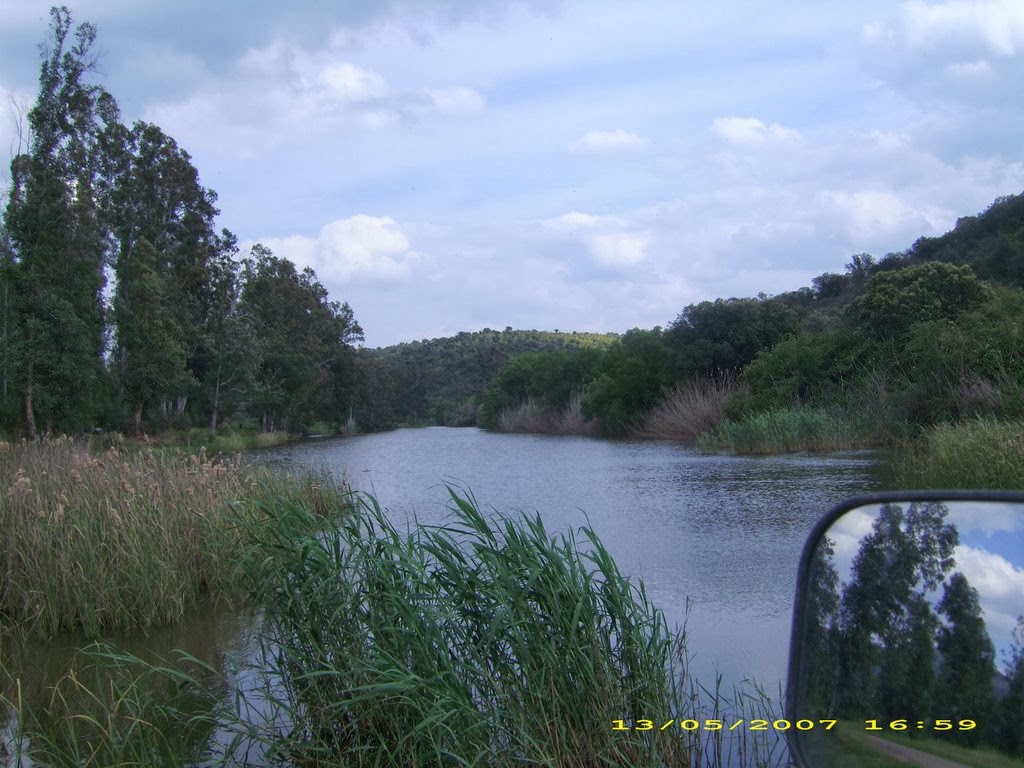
610, 719, 979, 733
609, 719, 837, 732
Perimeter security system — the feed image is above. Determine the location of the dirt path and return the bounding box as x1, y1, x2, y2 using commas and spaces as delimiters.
862, 735, 975, 768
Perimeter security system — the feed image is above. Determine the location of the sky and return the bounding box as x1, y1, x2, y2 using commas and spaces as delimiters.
2, 1, 1023, 347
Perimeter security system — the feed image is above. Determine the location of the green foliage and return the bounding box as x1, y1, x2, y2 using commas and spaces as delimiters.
2, 8, 115, 436
579, 328, 674, 433
907, 194, 1024, 288
113, 238, 190, 434
478, 347, 603, 429
935, 573, 996, 741
836, 502, 958, 717
852, 261, 993, 340
370, 328, 618, 427
239, 244, 362, 433
733, 331, 880, 415
994, 617, 1024, 757
667, 296, 799, 377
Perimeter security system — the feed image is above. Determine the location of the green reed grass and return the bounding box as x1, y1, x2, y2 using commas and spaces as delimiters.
0, 437, 343, 640
701, 408, 860, 455
894, 417, 1024, 489
232, 487, 691, 766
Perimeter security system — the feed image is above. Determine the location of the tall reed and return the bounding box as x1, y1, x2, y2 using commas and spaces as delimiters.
497, 392, 599, 436
634, 375, 738, 441
0, 437, 341, 640
3, 483, 793, 766
232, 487, 691, 766
701, 408, 859, 455
894, 417, 1024, 489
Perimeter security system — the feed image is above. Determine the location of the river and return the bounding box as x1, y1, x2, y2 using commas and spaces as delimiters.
255, 427, 890, 688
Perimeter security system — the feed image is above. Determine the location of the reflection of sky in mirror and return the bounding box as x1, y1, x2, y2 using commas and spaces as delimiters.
822, 501, 1024, 666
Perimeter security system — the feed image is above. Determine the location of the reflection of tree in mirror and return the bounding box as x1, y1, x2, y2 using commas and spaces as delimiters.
835, 502, 958, 717
936, 572, 995, 744
801, 502, 1024, 758
800, 534, 841, 714
994, 616, 1024, 757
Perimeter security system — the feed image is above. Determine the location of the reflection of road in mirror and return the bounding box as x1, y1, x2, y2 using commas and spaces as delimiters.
788, 494, 1024, 766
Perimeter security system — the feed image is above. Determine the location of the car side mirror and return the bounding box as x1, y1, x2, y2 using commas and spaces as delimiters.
786, 490, 1024, 767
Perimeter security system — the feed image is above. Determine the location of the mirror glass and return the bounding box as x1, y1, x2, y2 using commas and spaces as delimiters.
788, 496, 1024, 767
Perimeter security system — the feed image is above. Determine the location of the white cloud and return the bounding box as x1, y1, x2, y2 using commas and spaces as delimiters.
712, 117, 801, 145
819, 189, 949, 241
255, 215, 419, 285
590, 233, 648, 266
424, 85, 485, 114
318, 62, 389, 101
570, 129, 648, 154
901, 0, 1024, 56
946, 59, 995, 77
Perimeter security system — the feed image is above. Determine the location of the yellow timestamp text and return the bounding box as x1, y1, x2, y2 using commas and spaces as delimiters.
611, 718, 837, 732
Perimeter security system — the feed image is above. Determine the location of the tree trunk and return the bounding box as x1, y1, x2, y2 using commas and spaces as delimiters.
23, 377, 36, 439
131, 402, 143, 437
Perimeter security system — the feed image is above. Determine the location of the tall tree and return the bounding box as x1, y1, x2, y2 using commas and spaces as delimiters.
239, 245, 362, 432
105, 120, 223, 426
995, 616, 1024, 757
3, 7, 117, 435
113, 237, 189, 435
935, 572, 995, 742
837, 502, 958, 715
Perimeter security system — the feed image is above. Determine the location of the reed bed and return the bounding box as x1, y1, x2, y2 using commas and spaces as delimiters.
701, 408, 859, 455
497, 392, 600, 436
634, 375, 738, 442
894, 417, 1024, 489
0, 437, 341, 641
232, 487, 691, 766
2, 482, 793, 766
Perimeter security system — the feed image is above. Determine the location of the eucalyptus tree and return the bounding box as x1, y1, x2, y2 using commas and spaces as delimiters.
105, 119, 229, 429
2, 7, 118, 435
239, 245, 362, 432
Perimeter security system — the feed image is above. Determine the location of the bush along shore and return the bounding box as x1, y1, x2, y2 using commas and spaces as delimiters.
1, 449, 792, 767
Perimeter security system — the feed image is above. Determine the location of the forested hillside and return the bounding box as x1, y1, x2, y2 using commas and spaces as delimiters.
477, 194, 1024, 452
3, 9, 1022, 451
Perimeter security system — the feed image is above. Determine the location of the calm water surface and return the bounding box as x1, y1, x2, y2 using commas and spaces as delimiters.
256, 427, 890, 687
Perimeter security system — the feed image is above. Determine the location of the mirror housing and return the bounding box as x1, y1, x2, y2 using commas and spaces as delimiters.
786, 490, 1024, 767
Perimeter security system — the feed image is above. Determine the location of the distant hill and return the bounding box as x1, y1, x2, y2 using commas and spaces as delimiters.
364, 329, 619, 426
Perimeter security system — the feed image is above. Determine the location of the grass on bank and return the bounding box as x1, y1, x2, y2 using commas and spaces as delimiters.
895, 417, 1024, 489
700, 407, 863, 455
0, 437, 340, 641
